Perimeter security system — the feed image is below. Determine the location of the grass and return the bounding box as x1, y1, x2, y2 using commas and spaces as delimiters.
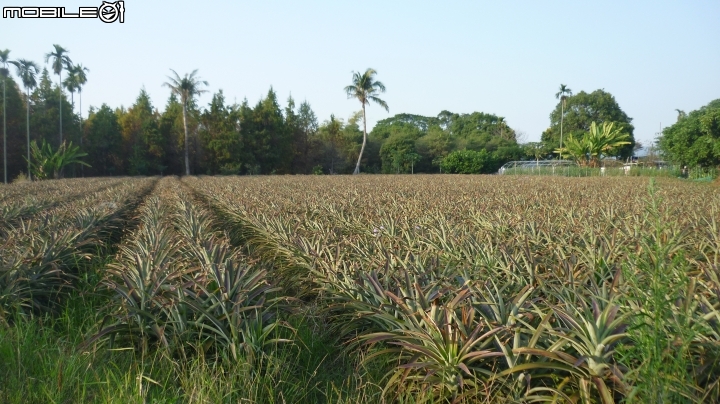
0, 263, 389, 404
0, 294, 377, 403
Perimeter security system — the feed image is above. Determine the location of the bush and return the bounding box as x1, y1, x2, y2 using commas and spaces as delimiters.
440, 149, 495, 174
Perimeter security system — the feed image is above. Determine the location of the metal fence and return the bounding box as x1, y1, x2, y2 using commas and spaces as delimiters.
498, 160, 717, 180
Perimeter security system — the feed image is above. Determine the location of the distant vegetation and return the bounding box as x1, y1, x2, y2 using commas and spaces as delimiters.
659, 99, 720, 168
0, 45, 717, 181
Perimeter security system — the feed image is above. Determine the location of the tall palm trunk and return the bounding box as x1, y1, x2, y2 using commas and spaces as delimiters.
79, 90, 83, 177
26, 88, 31, 180
58, 72, 63, 146
3, 76, 6, 184
182, 101, 189, 176
353, 103, 367, 175
559, 100, 564, 160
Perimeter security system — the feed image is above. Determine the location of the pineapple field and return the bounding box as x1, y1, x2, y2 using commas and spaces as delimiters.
1, 175, 720, 403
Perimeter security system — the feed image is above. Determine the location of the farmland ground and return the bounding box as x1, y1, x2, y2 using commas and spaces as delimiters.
1, 175, 719, 403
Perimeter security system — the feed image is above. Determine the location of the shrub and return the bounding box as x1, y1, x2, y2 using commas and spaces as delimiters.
440, 149, 495, 174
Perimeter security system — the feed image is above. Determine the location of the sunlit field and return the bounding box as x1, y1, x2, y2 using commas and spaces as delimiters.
1, 175, 719, 403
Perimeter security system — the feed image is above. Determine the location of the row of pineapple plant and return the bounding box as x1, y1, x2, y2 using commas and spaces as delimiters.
0, 177, 122, 201
87, 177, 288, 364
0, 177, 156, 323
184, 175, 720, 402
0, 177, 129, 234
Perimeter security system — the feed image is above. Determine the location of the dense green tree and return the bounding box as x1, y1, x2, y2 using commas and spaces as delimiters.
284, 97, 319, 174
440, 149, 496, 174
438, 112, 517, 156
315, 115, 345, 174
492, 143, 523, 168
158, 94, 185, 176
370, 110, 519, 173
236, 98, 259, 174
84, 104, 123, 175
377, 122, 422, 173
241, 88, 288, 174
44, 44, 71, 146
308, 113, 365, 174
658, 99, 720, 168
415, 125, 452, 172
293, 100, 318, 174
345, 68, 389, 174
542, 89, 635, 159
268, 90, 289, 173
434, 111, 515, 141
118, 89, 163, 175
163, 69, 208, 175
373, 113, 438, 133
523, 141, 553, 163
198, 90, 242, 174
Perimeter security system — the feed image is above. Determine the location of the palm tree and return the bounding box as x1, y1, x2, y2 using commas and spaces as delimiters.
73, 64, 89, 120
63, 69, 79, 112
45, 44, 71, 146
10, 59, 40, 180
0, 49, 9, 183
72, 64, 89, 176
163, 69, 208, 175
345, 68, 388, 174
555, 84, 572, 159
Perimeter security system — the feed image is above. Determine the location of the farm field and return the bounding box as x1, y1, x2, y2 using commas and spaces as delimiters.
1, 175, 720, 403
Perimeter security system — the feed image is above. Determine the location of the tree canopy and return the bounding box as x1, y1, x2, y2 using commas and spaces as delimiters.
542, 89, 635, 159
370, 110, 522, 174
658, 99, 720, 167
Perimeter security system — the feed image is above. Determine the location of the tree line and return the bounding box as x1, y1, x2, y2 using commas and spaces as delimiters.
21, 44, 720, 181
0, 47, 528, 179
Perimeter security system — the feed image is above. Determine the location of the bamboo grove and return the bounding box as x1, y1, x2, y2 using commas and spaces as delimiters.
2, 175, 720, 402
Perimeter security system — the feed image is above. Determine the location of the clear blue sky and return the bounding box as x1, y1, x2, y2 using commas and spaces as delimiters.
2, 0, 719, 148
